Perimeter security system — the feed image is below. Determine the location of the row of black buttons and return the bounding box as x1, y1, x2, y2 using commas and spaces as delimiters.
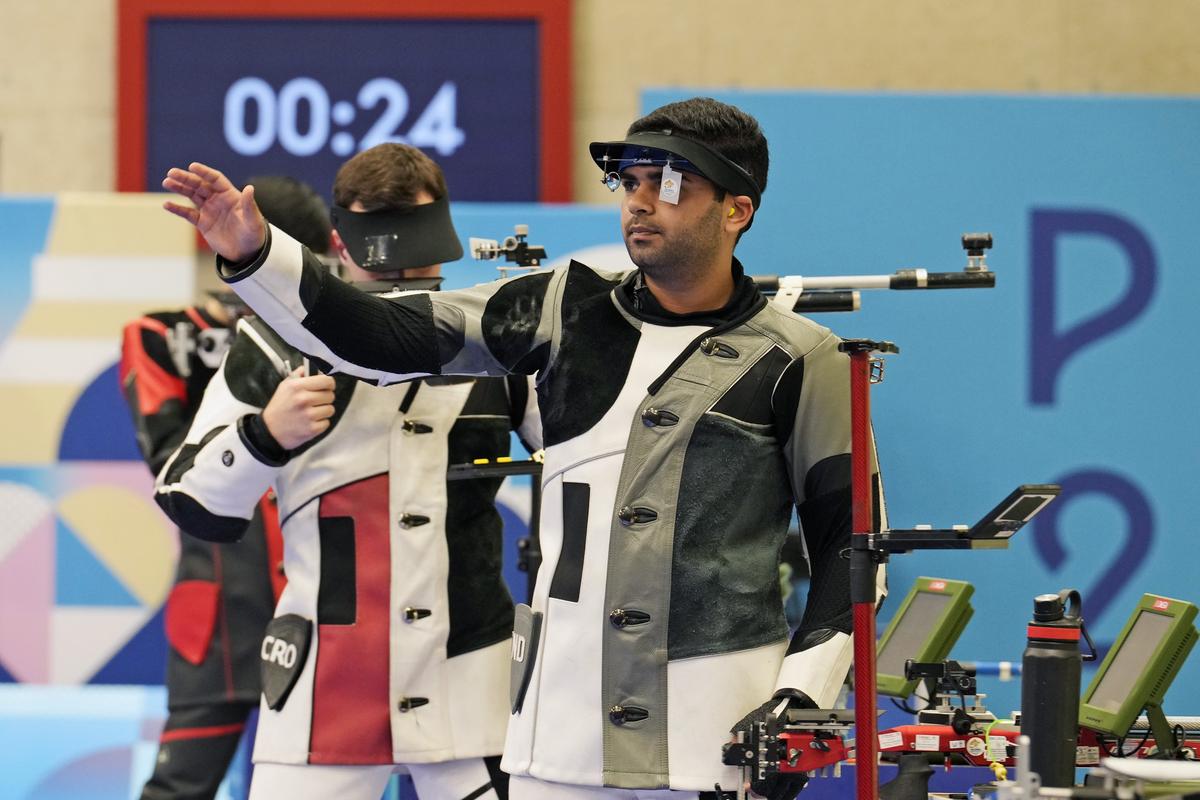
613, 501, 654, 729
610, 604, 651, 727
397, 414, 432, 532
397, 594, 432, 711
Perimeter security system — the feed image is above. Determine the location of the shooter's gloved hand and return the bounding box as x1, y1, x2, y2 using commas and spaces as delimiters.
730, 688, 816, 800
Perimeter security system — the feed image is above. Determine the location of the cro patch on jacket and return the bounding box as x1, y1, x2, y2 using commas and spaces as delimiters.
260, 614, 312, 710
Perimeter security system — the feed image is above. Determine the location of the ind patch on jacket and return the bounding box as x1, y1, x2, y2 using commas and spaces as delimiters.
510, 603, 543, 714
260, 614, 313, 710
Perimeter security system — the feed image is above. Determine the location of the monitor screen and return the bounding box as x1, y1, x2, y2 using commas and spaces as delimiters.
877, 590, 953, 677
969, 485, 1059, 539
999, 494, 1053, 523
1087, 610, 1172, 712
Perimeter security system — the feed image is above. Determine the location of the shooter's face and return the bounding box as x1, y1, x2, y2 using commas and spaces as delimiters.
619, 165, 725, 280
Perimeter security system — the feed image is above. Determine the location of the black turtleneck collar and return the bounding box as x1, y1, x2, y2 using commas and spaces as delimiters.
614, 257, 765, 327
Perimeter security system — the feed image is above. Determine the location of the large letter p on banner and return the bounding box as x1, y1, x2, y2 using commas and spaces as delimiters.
1029, 209, 1156, 405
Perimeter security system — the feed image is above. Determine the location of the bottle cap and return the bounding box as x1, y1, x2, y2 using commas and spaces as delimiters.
1033, 593, 1065, 622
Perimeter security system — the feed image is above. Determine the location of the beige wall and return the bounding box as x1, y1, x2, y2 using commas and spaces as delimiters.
1, 0, 1196, 200
0, 0, 116, 193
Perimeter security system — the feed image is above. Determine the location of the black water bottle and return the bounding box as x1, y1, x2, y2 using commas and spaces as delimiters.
1021, 589, 1084, 788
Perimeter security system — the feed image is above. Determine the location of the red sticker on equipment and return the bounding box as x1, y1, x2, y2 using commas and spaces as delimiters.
1153, 598, 1170, 610
930, 581, 947, 591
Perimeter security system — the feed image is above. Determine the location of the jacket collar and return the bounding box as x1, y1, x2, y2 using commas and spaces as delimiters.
614, 257, 765, 327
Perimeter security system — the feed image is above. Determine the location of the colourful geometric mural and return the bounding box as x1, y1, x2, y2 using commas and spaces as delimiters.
0, 193, 194, 686
0, 465, 176, 684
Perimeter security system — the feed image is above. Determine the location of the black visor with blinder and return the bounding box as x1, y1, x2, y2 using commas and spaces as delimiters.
588, 130, 762, 209
330, 196, 463, 272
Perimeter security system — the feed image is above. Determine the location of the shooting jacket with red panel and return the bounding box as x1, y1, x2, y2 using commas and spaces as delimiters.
154, 314, 539, 766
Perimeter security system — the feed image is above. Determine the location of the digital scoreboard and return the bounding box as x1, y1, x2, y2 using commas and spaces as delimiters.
117, 1, 571, 202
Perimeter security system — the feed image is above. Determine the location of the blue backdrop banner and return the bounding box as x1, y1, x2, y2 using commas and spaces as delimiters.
642, 89, 1200, 715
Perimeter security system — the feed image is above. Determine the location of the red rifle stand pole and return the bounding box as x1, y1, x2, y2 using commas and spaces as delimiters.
838, 338, 898, 800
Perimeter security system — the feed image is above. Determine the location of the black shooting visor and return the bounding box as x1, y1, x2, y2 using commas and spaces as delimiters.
588, 131, 762, 209
330, 196, 464, 273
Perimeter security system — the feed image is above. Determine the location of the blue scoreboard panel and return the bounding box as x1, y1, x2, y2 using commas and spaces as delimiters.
118, 1, 571, 202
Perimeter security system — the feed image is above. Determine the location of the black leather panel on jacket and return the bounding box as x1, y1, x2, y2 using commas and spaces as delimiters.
155, 492, 251, 544
504, 374, 529, 432
444, 394, 515, 657
789, 454, 858, 652
669, 414, 793, 659
459, 376, 511, 417
162, 426, 228, 487
539, 264, 638, 447
480, 271, 554, 372
549, 482, 590, 603
710, 345, 793, 425
317, 516, 356, 625
770, 356, 805, 444
803, 452, 851, 504
237, 414, 288, 466
225, 319, 301, 408
302, 276, 443, 376
227, 318, 357, 458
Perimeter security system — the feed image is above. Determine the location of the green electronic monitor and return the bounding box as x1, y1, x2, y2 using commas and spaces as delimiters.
1079, 593, 1198, 742
876, 577, 975, 698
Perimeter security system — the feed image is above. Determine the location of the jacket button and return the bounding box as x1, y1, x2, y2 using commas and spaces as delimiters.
402, 419, 433, 434
398, 697, 429, 712
641, 407, 680, 427
221, 450, 235, 467
609, 705, 649, 724
403, 607, 432, 622
609, 608, 650, 628
617, 506, 658, 526
399, 513, 431, 529
700, 338, 739, 358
